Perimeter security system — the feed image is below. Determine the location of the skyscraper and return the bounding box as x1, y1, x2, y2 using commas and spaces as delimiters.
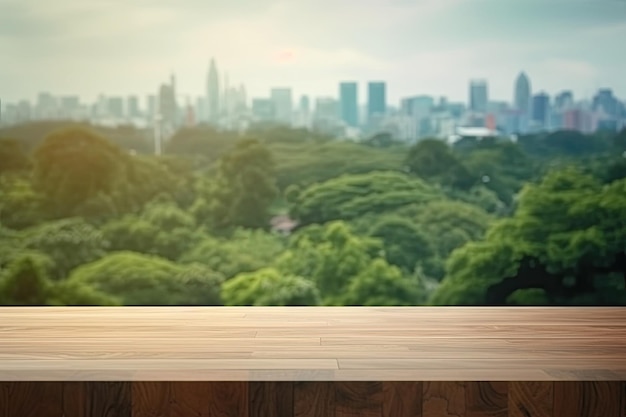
207, 58, 220, 124
339, 82, 358, 127
514, 72, 531, 114
469, 80, 488, 113
367, 82, 386, 121
270, 88, 293, 125
555, 91, 574, 110
532, 92, 550, 128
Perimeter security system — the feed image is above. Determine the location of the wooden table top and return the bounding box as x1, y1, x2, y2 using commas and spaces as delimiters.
1, 307, 625, 381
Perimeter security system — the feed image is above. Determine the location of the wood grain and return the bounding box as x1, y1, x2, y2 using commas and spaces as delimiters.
508, 382, 553, 417
466, 382, 508, 417
207, 382, 249, 417
63, 382, 131, 417
2, 307, 626, 381
422, 382, 466, 417
295, 382, 335, 417
249, 382, 294, 417
554, 381, 621, 417
132, 382, 170, 417
383, 381, 422, 417
335, 382, 383, 417
4, 382, 63, 417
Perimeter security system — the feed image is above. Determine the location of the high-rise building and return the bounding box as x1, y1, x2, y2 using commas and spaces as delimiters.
251, 98, 275, 122
367, 82, 386, 122
300, 95, 310, 114
555, 91, 574, 110
400, 96, 434, 117
593, 89, 618, 117
514, 72, 531, 114
127, 96, 140, 118
108, 97, 124, 119
339, 82, 358, 127
207, 58, 220, 124
469, 79, 488, 113
270, 88, 293, 125
314, 97, 339, 120
532, 92, 550, 128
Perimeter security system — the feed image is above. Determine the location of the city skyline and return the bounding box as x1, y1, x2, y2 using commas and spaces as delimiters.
2, 0, 626, 103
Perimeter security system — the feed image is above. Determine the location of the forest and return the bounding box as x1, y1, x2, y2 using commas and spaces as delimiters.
0, 121, 625, 306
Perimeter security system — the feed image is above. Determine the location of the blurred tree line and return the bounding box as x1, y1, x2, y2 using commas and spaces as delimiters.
1, 121, 625, 306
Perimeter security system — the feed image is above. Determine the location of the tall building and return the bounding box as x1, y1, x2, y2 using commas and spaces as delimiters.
251, 98, 275, 122
555, 91, 574, 110
207, 58, 220, 124
300, 95, 310, 114
127, 96, 140, 118
367, 82, 386, 121
339, 82, 358, 127
270, 88, 293, 125
469, 80, 488, 113
400, 96, 434, 117
108, 97, 124, 119
514, 72, 531, 114
532, 92, 550, 128
593, 89, 618, 117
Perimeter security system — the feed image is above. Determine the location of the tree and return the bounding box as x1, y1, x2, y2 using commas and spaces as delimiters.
0, 138, 31, 174
66, 252, 224, 306
221, 268, 321, 306
430, 168, 626, 306
33, 127, 126, 217
180, 229, 286, 279
275, 221, 394, 305
405, 139, 474, 189
368, 215, 433, 273
0, 174, 45, 229
289, 171, 442, 227
341, 259, 423, 306
21, 218, 109, 280
103, 201, 203, 261
0, 253, 52, 305
199, 139, 278, 230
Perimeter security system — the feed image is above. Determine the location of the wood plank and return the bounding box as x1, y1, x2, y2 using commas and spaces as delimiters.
207, 382, 248, 417
63, 382, 131, 417
1, 307, 626, 381
295, 382, 335, 417
335, 382, 383, 417
508, 382, 553, 417
249, 382, 294, 417
4, 382, 63, 417
422, 382, 465, 417
131, 382, 171, 417
554, 381, 621, 417
0, 382, 8, 417
465, 382, 507, 417
169, 382, 210, 417
382, 382, 422, 417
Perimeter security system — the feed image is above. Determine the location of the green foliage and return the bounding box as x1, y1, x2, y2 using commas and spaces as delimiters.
164, 126, 238, 166
517, 130, 612, 159
367, 216, 433, 273
405, 138, 474, 189
221, 268, 321, 306
198, 139, 278, 230
430, 167, 626, 305
21, 218, 109, 280
341, 259, 423, 306
268, 140, 405, 190
180, 229, 286, 279
0, 253, 53, 305
103, 201, 202, 261
0, 174, 45, 229
0, 138, 31, 174
66, 252, 224, 306
33, 127, 126, 218
275, 221, 394, 305
290, 171, 442, 227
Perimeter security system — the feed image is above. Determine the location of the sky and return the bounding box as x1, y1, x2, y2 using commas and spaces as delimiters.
1, 0, 626, 106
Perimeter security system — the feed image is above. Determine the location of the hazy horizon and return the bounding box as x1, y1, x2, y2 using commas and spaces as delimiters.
2, 0, 626, 105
